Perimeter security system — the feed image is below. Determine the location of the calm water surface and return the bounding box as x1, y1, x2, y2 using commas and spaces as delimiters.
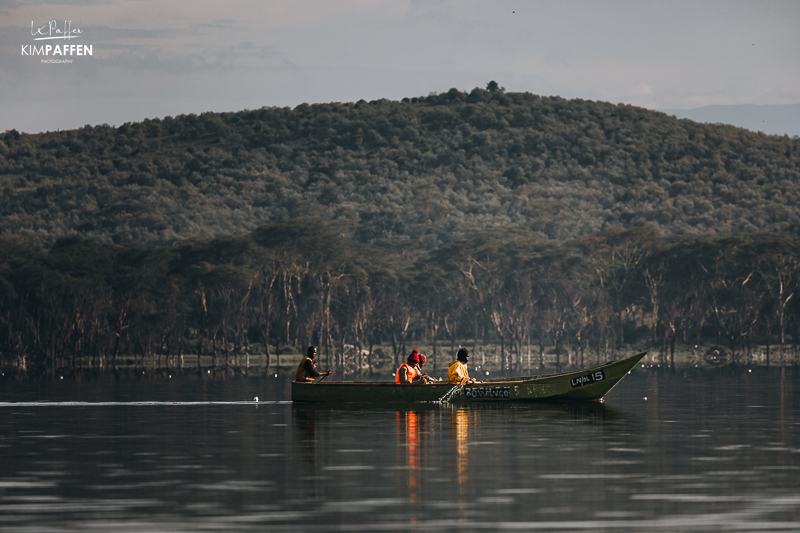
1, 366, 799, 532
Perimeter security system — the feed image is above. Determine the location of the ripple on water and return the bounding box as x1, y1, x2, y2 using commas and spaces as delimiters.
494, 488, 543, 494
705, 470, 762, 477
715, 444, 752, 450
1, 495, 62, 502
322, 498, 406, 511
0, 480, 57, 489
322, 465, 376, 471
631, 494, 754, 502
191, 481, 274, 491
477, 496, 514, 504
0, 498, 162, 513
539, 473, 637, 480
595, 511, 641, 518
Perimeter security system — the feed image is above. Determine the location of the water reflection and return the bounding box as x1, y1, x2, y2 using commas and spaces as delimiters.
450, 408, 473, 495
293, 406, 318, 468
1, 369, 800, 532
396, 410, 425, 506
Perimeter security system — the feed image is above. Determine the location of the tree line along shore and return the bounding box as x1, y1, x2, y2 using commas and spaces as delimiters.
2, 220, 800, 378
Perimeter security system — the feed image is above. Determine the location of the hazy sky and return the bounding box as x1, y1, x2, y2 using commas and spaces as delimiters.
1, 0, 799, 133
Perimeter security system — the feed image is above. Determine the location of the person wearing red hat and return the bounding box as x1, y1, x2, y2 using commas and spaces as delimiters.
417, 353, 438, 384
396, 349, 429, 384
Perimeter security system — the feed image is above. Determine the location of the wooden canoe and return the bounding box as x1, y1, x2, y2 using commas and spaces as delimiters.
291, 352, 646, 404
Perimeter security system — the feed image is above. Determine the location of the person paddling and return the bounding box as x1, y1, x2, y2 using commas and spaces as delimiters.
447, 348, 481, 385
295, 346, 331, 382
396, 349, 431, 384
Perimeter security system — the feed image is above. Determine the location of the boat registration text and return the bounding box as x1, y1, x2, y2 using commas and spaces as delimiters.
464, 387, 511, 399
570, 370, 605, 388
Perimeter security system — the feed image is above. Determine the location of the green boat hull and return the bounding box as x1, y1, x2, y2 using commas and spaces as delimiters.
291, 352, 646, 404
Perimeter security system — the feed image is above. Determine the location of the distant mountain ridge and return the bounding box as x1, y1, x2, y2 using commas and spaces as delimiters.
658, 104, 800, 138
1, 88, 800, 250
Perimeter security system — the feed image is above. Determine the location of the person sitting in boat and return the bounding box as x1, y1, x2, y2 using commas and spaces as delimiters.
416, 353, 438, 384
396, 349, 430, 385
447, 348, 481, 385
295, 346, 331, 382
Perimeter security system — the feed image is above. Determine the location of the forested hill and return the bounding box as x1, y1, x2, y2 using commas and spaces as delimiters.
2, 86, 800, 250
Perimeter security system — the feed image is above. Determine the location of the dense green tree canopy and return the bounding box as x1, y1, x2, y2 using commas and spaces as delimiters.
2, 88, 799, 250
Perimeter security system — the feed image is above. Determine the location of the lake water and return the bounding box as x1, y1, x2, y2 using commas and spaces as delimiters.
1, 365, 799, 532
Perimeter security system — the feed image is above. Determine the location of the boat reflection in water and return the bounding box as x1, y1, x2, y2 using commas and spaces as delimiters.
450, 408, 475, 501
293, 406, 318, 468
395, 406, 487, 509
396, 410, 424, 507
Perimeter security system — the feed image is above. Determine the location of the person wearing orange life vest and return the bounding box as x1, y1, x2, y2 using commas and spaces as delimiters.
447, 348, 481, 385
396, 349, 430, 384
295, 346, 331, 382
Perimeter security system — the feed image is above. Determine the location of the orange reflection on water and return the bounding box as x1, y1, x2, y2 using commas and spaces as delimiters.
397, 410, 423, 505
449, 408, 474, 495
